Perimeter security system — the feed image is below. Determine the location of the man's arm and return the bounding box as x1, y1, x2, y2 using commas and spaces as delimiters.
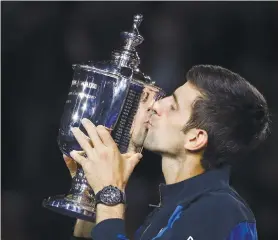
91, 204, 128, 240
70, 120, 142, 240
96, 204, 125, 224
72, 219, 96, 239
63, 156, 95, 239
71, 205, 125, 240
226, 222, 258, 240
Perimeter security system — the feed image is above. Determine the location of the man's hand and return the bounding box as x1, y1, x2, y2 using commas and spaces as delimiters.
70, 118, 143, 194
63, 154, 77, 178
63, 155, 95, 238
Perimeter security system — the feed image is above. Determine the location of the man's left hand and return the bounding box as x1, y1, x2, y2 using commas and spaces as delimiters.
70, 118, 143, 194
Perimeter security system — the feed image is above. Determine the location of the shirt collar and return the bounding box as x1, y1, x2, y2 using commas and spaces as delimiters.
158, 166, 231, 205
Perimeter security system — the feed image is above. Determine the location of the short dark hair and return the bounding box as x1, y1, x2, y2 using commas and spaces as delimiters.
183, 65, 271, 170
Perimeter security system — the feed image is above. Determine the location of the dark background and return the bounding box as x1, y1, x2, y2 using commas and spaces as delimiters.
2, 2, 278, 240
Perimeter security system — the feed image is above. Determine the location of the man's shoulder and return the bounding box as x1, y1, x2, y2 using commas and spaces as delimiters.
201, 187, 254, 221
172, 188, 256, 239
185, 187, 255, 222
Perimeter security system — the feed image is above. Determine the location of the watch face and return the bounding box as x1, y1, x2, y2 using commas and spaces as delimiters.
99, 186, 122, 206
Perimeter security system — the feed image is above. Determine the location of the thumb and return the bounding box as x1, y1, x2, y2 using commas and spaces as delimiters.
122, 151, 136, 159
127, 153, 143, 169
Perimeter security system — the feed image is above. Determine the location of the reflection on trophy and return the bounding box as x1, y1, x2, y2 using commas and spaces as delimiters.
42, 14, 166, 222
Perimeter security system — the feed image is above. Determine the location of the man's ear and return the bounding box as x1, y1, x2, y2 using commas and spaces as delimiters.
184, 128, 208, 151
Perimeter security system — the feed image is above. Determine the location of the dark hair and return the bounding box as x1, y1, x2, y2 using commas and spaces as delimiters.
183, 65, 271, 170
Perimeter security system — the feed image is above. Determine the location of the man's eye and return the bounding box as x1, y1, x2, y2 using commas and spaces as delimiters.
170, 105, 176, 111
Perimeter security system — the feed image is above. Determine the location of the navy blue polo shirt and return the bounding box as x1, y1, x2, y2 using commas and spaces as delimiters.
74, 166, 257, 240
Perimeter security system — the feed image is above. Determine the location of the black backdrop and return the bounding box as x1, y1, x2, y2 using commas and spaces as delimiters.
2, 2, 278, 240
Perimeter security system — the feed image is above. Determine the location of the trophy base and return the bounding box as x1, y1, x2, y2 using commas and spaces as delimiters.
42, 194, 96, 222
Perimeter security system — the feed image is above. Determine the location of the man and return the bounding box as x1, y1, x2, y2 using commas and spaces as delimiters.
68, 65, 270, 239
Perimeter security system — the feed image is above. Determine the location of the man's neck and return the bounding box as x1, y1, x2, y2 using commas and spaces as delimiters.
161, 154, 205, 185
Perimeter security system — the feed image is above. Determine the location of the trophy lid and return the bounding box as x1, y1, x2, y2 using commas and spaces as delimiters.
74, 14, 153, 84
112, 14, 144, 70
121, 14, 144, 51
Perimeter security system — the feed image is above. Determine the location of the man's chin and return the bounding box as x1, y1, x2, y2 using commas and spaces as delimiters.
142, 138, 155, 151
142, 144, 162, 155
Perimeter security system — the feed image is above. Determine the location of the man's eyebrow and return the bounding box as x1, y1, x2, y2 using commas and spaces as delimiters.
172, 92, 179, 108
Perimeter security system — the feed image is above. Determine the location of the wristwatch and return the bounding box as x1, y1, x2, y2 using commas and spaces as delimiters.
95, 185, 126, 206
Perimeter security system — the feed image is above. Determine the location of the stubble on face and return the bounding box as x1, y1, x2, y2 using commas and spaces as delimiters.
142, 82, 202, 155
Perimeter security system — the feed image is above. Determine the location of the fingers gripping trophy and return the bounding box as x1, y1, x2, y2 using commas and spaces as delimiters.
42, 14, 166, 222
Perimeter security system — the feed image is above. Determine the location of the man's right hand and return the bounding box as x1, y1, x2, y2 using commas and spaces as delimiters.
63, 155, 96, 238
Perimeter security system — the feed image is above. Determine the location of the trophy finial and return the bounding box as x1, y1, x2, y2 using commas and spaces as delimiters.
133, 14, 143, 31
112, 14, 145, 70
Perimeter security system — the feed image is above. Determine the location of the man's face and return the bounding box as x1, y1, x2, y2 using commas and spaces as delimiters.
143, 81, 201, 156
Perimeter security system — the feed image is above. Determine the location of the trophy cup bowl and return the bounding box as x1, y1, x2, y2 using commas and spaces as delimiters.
42, 14, 166, 222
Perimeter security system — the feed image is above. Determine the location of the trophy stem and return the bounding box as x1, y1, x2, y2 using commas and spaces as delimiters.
42, 166, 96, 222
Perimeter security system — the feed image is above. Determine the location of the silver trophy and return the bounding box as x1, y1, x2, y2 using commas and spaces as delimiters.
42, 14, 166, 222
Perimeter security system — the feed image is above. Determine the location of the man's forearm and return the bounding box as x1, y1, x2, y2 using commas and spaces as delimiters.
96, 204, 125, 224
91, 204, 127, 240
73, 219, 96, 238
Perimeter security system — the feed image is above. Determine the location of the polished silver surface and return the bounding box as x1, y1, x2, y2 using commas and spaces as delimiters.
43, 14, 166, 222
42, 195, 96, 222
43, 165, 96, 221
112, 14, 144, 71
